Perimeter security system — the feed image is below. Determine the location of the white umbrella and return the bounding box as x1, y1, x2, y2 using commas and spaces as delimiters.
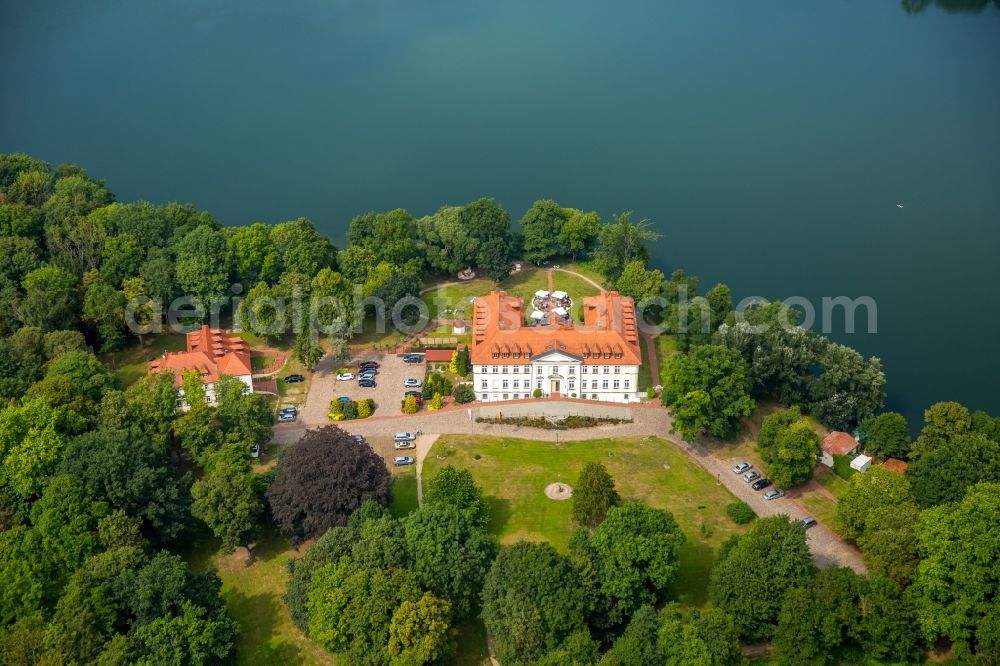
553, 306, 568, 316
534, 290, 550, 298
530, 310, 547, 320
551, 290, 567, 300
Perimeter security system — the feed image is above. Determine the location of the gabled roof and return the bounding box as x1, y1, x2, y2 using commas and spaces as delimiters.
149, 325, 252, 387
821, 431, 859, 456
882, 458, 908, 475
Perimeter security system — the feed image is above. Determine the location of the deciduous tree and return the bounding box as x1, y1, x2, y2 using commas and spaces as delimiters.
660, 345, 755, 440
571, 462, 621, 528
424, 465, 490, 530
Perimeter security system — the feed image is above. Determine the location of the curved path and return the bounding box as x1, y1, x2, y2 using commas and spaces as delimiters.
273, 405, 865, 574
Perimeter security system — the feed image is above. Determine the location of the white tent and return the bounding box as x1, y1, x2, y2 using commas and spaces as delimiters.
850, 455, 873, 473
534, 290, 550, 298
553, 306, 568, 317
551, 290, 568, 300
530, 310, 547, 320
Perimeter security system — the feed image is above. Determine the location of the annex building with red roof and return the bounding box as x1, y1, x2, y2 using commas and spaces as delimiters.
820, 431, 861, 468
470, 290, 642, 403
149, 325, 253, 409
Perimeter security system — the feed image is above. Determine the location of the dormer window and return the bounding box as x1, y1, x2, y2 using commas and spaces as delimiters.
525, 352, 531, 359
513, 352, 520, 359
492, 352, 499, 359
583, 352, 590, 358
502, 352, 509, 359
615, 353, 622, 359
604, 353, 611, 359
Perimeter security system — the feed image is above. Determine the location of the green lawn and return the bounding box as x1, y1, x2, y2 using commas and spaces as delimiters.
421, 279, 495, 321
100, 332, 187, 386
185, 527, 334, 666
654, 334, 678, 384
832, 454, 857, 481
800, 491, 839, 531
348, 314, 409, 350
389, 468, 419, 518
252, 354, 277, 372
814, 466, 850, 498
422, 434, 747, 607
638, 335, 654, 391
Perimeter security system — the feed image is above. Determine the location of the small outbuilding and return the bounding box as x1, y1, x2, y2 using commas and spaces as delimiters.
850, 455, 873, 473
820, 431, 860, 468
452, 320, 467, 334
882, 458, 909, 475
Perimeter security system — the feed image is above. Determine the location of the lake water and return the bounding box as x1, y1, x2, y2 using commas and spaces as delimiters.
2, 0, 998, 426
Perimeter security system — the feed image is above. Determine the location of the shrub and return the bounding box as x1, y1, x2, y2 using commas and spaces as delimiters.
454, 384, 476, 404
646, 386, 656, 399
726, 501, 756, 525
328, 399, 344, 421
429, 393, 443, 411
341, 400, 358, 420
357, 398, 374, 418
532, 388, 543, 398
423, 373, 453, 400
402, 395, 418, 414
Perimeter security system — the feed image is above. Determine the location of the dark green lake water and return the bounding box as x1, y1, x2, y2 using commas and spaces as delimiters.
2, 1, 998, 425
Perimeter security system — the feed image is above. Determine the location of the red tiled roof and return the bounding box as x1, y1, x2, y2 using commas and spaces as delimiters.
882, 458, 908, 475
822, 431, 859, 456
423, 349, 456, 363
469, 291, 641, 365
149, 325, 252, 387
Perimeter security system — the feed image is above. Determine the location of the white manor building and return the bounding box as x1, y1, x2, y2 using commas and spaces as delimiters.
470, 290, 643, 403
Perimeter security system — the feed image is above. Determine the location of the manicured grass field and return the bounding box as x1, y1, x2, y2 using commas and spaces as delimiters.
100, 332, 187, 386
422, 435, 747, 606
654, 334, 678, 384
814, 466, 850, 497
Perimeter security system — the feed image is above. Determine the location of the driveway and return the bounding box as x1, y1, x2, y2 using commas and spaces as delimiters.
298, 351, 426, 425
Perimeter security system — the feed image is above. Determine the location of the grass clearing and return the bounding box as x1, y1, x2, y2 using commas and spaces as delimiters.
348, 314, 408, 350
252, 354, 277, 372
100, 332, 187, 386
423, 434, 747, 607
638, 335, 654, 391
814, 466, 850, 497
185, 526, 334, 666
389, 468, 419, 518
654, 335, 678, 384
800, 491, 839, 531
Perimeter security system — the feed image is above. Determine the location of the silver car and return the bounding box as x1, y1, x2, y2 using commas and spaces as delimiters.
393, 456, 415, 466
732, 461, 752, 474
763, 489, 785, 501
743, 470, 760, 483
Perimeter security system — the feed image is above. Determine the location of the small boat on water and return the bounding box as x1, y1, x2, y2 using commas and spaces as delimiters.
897, 203, 904, 208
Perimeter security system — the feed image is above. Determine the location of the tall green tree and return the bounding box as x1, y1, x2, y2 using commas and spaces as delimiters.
762, 419, 820, 489
191, 452, 263, 553
911, 482, 1000, 657
907, 432, 1000, 508
423, 465, 490, 530
836, 465, 916, 541
591, 212, 659, 283
520, 199, 567, 263
18, 264, 79, 330
709, 516, 815, 640
174, 225, 229, 306
858, 411, 912, 459
386, 592, 453, 665
571, 462, 621, 528
773, 567, 865, 666
660, 345, 755, 440
558, 210, 601, 260
462, 198, 513, 282
808, 343, 885, 431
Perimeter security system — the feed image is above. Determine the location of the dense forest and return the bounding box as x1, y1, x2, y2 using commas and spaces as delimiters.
1, 152, 997, 664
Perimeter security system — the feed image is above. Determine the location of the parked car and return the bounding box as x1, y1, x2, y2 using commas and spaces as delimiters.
337, 396, 351, 402
358, 361, 380, 369
403, 378, 422, 388
394, 432, 416, 442
732, 461, 752, 474
393, 456, 415, 466
394, 441, 415, 450
358, 379, 376, 388
277, 412, 296, 422
801, 516, 817, 529
358, 368, 378, 376
404, 390, 423, 398
284, 374, 304, 383
250, 443, 260, 458
763, 489, 785, 501
280, 406, 297, 414
743, 470, 760, 483
751, 478, 772, 491
336, 372, 354, 381
352, 435, 365, 445
403, 354, 423, 363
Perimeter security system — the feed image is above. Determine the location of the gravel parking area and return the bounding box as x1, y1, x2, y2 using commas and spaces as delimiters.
298, 351, 426, 425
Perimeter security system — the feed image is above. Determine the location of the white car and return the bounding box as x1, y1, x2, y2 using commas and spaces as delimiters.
336, 372, 354, 381
394, 432, 416, 442
732, 461, 752, 474
403, 378, 422, 388
394, 441, 415, 450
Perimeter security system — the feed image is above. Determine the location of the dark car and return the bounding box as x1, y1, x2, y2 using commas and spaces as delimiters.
358, 367, 378, 376
352, 435, 365, 445
403, 354, 423, 363
284, 374, 305, 383
404, 390, 423, 398
751, 478, 772, 491
358, 379, 376, 388
358, 361, 379, 369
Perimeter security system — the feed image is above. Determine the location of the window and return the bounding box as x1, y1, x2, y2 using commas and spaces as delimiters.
603, 366, 610, 374
602, 380, 609, 389
536, 379, 542, 389
568, 367, 575, 375
513, 366, 519, 374
514, 352, 520, 359
581, 366, 587, 374
604, 352, 611, 359
525, 352, 531, 359
502, 380, 509, 389
502, 352, 509, 359
614, 366, 620, 374
492, 366, 498, 373
513, 393, 519, 399
492, 352, 499, 359
513, 380, 519, 388
592, 394, 598, 400
481, 380, 487, 388
502, 393, 508, 400
583, 352, 590, 358
524, 365, 530, 373
615, 352, 622, 359
502, 366, 508, 374
551, 366, 558, 375
481, 393, 488, 400
568, 380, 575, 390
624, 380, 630, 389
613, 380, 620, 389
537, 366, 543, 375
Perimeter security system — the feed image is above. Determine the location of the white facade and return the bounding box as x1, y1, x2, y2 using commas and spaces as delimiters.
473, 350, 641, 403
175, 374, 254, 411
